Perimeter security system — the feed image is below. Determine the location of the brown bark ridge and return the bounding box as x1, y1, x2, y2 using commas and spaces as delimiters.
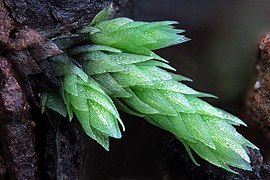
0, 0, 129, 179
0, 56, 37, 179
247, 33, 270, 131
39, 112, 87, 180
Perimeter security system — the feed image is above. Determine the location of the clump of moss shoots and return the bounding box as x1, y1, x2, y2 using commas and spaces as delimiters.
42, 7, 258, 173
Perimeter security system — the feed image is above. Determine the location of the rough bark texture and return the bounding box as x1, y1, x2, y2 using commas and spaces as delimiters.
0, 0, 118, 179
40, 113, 86, 180
0, 56, 37, 179
247, 33, 270, 131
1, 0, 269, 179
3, 0, 112, 37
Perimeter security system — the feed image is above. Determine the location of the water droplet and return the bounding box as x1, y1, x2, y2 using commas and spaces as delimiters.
254, 81, 260, 89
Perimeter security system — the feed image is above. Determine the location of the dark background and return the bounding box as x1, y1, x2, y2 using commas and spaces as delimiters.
83, 1, 270, 179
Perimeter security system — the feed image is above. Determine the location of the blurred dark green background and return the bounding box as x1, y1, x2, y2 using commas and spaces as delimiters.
135, 0, 270, 111
83, 1, 270, 179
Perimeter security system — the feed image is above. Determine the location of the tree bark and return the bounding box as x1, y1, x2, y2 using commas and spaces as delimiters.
2, 0, 268, 179
0, 56, 37, 179
0, 0, 130, 179
247, 33, 270, 132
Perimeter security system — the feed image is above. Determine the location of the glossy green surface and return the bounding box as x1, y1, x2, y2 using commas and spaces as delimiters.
43, 8, 258, 173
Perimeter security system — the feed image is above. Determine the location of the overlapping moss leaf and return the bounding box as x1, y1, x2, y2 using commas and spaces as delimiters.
42, 7, 258, 174
70, 10, 257, 172
69, 44, 257, 172
42, 54, 124, 150
89, 17, 189, 61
